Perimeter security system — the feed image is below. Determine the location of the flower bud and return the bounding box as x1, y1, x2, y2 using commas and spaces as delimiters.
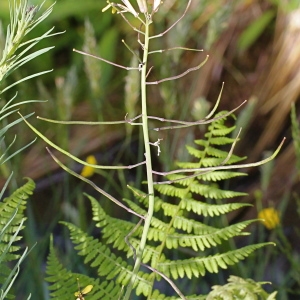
121, 0, 139, 17
136, 0, 148, 13
152, 0, 162, 12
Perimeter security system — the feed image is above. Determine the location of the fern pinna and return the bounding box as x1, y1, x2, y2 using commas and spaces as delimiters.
0, 178, 35, 299
46, 112, 273, 299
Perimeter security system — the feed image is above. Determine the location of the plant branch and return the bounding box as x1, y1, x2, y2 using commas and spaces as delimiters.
149, 0, 192, 39
153, 128, 243, 184
146, 55, 209, 85
122, 39, 143, 63
37, 114, 143, 125
73, 49, 142, 71
123, 15, 154, 300
152, 138, 286, 178
151, 100, 247, 131
18, 112, 146, 170
148, 46, 203, 55
124, 219, 187, 300
46, 148, 145, 219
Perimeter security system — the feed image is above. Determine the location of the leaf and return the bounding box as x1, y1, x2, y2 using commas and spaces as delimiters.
238, 10, 275, 52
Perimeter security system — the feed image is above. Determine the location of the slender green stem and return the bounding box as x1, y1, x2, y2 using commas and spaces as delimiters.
124, 16, 154, 300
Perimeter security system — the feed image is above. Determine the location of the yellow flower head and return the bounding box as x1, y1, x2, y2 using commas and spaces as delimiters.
80, 155, 97, 178
258, 207, 280, 230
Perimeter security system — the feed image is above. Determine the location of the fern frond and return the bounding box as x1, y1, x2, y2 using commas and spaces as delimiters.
123, 198, 168, 230
154, 184, 188, 198
180, 198, 251, 217
165, 220, 255, 251
102, 218, 135, 251
128, 186, 163, 212
205, 147, 244, 161
47, 109, 278, 298
206, 275, 278, 300
164, 174, 194, 186
128, 238, 163, 264
61, 221, 153, 297
137, 193, 247, 217
158, 243, 274, 279
174, 215, 254, 235
204, 124, 236, 137
173, 215, 218, 234
0, 178, 34, 252
88, 194, 136, 251
206, 113, 236, 134
206, 136, 237, 146
165, 171, 247, 185
46, 238, 122, 300
0, 178, 35, 298
85, 195, 166, 264
177, 155, 244, 168
61, 220, 128, 273
197, 170, 247, 181
189, 182, 246, 199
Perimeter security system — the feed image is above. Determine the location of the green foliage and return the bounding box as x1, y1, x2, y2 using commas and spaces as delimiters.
0, 1, 57, 298
238, 10, 275, 53
0, 178, 35, 299
46, 113, 275, 299
46, 237, 121, 300
205, 275, 277, 300
0, 0, 57, 94
0, 0, 60, 176
237, 0, 300, 53
248, 104, 300, 298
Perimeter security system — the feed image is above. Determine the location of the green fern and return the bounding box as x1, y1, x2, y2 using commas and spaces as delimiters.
205, 275, 277, 300
0, 0, 59, 298
45, 112, 275, 299
0, 178, 35, 299
46, 237, 123, 300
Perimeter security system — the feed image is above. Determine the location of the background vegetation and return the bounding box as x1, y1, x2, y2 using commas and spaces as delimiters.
0, 0, 300, 299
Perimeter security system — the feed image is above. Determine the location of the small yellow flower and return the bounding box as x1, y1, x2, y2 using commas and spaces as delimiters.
102, 3, 117, 14
258, 207, 280, 230
80, 155, 97, 178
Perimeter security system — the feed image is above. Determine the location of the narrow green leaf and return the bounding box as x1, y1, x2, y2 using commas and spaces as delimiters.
238, 10, 275, 52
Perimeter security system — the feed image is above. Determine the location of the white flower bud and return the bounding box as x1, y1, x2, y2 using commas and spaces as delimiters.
121, 0, 139, 17
152, 0, 162, 12
136, 0, 148, 13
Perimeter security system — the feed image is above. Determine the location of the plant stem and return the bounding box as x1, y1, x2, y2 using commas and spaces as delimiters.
124, 16, 154, 300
